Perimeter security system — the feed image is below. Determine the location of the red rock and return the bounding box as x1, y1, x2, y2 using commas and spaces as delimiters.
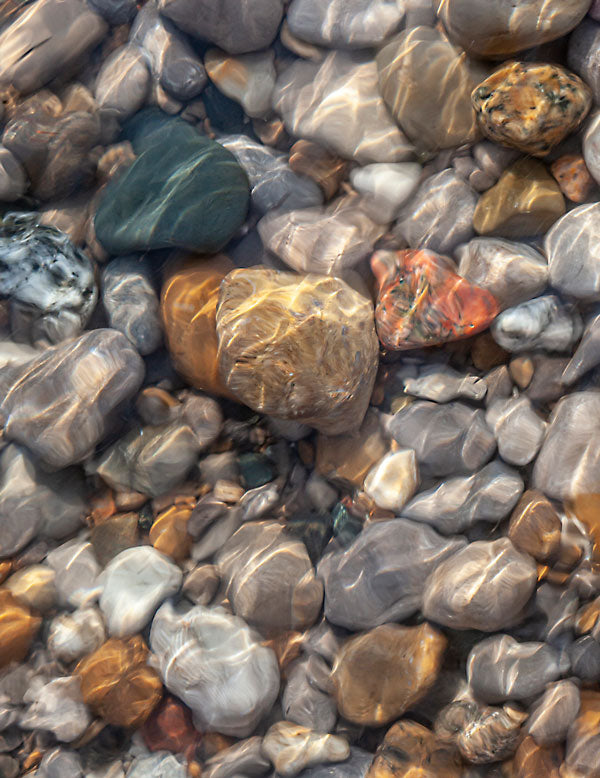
141, 694, 201, 762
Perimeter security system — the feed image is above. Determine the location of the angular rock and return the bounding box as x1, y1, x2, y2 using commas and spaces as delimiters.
262, 722, 349, 777
364, 449, 418, 512
287, 0, 403, 48
94, 45, 150, 121
546, 203, 600, 301
491, 295, 582, 353
48, 607, 106, 663
403, 364, 487, 403
206, 49, 275, 119
563, 306, 600, 385
349, 162, 422, 224
485, 397, 546, 466
527, 680, 581, 746
283, 658, 337, 733
20, 676, 90, 742
508, 490, 562, 563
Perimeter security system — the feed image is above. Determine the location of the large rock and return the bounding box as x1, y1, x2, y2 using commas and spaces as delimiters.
94, 45, 150, 121
545, 203, 600, 301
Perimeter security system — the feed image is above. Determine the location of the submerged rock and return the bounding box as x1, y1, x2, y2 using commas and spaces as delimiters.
262, 721, 349, 777
546, 203, 600, 300
491, 295, 582, 353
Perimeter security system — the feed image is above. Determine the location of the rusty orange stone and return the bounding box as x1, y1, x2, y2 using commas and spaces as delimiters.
141, 694, 200, 761
0, 589, 41, 669
551, 154, 594, 203
371, 249, 499, 351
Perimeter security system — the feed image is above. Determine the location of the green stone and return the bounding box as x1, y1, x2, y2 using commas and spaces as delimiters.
332, 502, 363, 547
94, 111, 249, 255
238, 452, 274, 489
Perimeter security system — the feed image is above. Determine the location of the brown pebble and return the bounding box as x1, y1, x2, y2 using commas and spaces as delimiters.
471, 332, 509, 371
509, 355, 534, 389
513, 735, 562, 778
551, 154, 594, 203
149, 505, 193, 561
508, 489, 562, 563
141, 694, 200, 761
289, 140, 348, 201
0, 590, 41, 669
115, 491, 148, 512
0, 561, 11, 586
89, 488, 116, 524
91, 513, 139, 567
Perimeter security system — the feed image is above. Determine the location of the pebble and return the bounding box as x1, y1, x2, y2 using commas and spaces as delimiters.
287, 0, 403, 48
33, 749, 84, 778
551, 154, 595, 203
350, 162, 422, 224
98, 546, 182, 637
262, 722, 349, 777
47, 539, 101, 609
563, 307, 600, 384
0, 146, 27, 201
125, 753, 187, 778
565, 690, 600, 776
583, 111, 600, 185
569, 635, 600, 682
91, 512, 140, 566
206, 49, 275, 119
203, 737, 271, 778
512, 737, 563, 777
141, 695, 201, 763
363, 449, 418, 512
545, 203, 600, 300
149, 505, 192, 561
283, 658, 337, 733
216, 267, 378, 435
403, 460, 523, 534
94, 45, 150, 121
403, 364, 487, 403
491, 295, 582, 353
527, 680, 581, 746
393, 169, 479, 254
216, 521, 323, 633
150, 601, 280, 736
371, 249, 498, 350
20, 676, 91, 742
318, 518, 466, 630
47, 607, 106, 663
473, 159, 565, 238
273, 51, 414, 164
296, 748, 372, 778
0, 590, 41, 669
330, 622, 446, 726
376, 26, 484, 151
485, 397, 546, 466
288, 141, 348, 201
88, 0, 136, 23
5, 565, 56, 612
508, 489, 562, 563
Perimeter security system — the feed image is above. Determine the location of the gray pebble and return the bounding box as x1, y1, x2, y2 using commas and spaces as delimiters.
34, 749, 83, 778
203, 737, 271, 778
569, 636, 600, 683
88, 0, 137, 23
491, 295, 582, 353
125, 753, 186, 778
182, 564, 219, 606
568, 18, 600, 104
403, 364, 487, 403
546, 203, 600, 300
20, 676, 90, 743
526, 680, 581, 746
46, 539, 101, 609
562, 306, 600, 385
95, 45, 151, 122
294, 749, 372, 778
485, 397, 546, 466
283, 658, 337, 733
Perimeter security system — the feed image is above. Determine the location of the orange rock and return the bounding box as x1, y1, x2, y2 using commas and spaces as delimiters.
0, 589, 41, 669
551, 155, 594, 203
141, 694, 200, 762
149, 504, 193, 561
513, 736, 562, 778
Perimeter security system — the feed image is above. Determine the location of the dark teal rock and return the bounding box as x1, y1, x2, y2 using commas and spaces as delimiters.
332, 502, 363, 547
94, 112, 249, 254
238, 452, 274, 489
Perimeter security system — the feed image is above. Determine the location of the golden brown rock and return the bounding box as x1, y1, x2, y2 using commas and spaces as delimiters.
161, 254, 235, 398
149, 505, 193, 561
551, 155, 595, 204
367, 719, 463, 778
0, 589, 41, 668
509, 356, 534, 389
216, 267, 379, 435
90, 513, 139, 567
288, 140, 348, 201
473, 159, 565, 238
566, 494, 600, 563
472, 62, 592, 157
508, 489, 562, 563
5, 565, 56, 612
513, 736, 562, 778
330, 622, 446, 727
76, 636, 163, 729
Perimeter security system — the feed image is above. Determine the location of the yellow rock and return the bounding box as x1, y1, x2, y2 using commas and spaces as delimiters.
0, 589, 41, 668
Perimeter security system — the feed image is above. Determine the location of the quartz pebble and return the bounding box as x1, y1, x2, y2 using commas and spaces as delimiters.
403, 364, 487, 403
527, 680, 581, 746
485, 397, 546, 466
491, 295, 582, 353
47, 539, 101, 609
48, 607, 106, 663
262, 722, 349, 777
363, 449, 418, 512
206, 49, 275, 119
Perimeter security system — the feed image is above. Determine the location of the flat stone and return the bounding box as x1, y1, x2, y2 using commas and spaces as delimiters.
491, 295, 582, 353
206, 49, 275, 119
485, 397, 546, 466
20, 676, 90, 743
563, 308, 600, 385
364, 449, 418, 512
566, 690, 600, 777
349, 162, 422, 224
287, 0, 403, 48
527, 680, 581, 746
545, 203, 600, 300
403, 364, 487, 403
47, 607, 106, 663
262, 722, 349, 777
550, 154, 595, 203
94, 45, 150, 121
508, 489, 562, 563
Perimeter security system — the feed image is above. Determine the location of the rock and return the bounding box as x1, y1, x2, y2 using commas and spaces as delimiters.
318, 518, 466, 630
262, 722, 349, 777
491, 295, 582, 353
545, 203, 600, 300
283, 658, 337, 733
423, 538, 537, 631
349, 162, 421, 224
456, 237, 548, 311
393, 169, 479, 254
34, 749, 84, 778
569, 18, 600, 103
258, 196, 384, 275
182, 565, 219, 606
527, 680, 580, 746
47, 539, 102, 609
438, 0, 590, 57
472, 62, 591, 157
472, 159, 565, 238
473, 140, 521, 182
331, 622, 446, 726
376, 26, 484, 151
0, 0, 108, 94
0, 590, 41, 670
403, 460, 524, 535
533, 392, 600, 500
388, 401, 496, 476
206, 49, 275, 119
5, 565, 56, 612
536, 582, 578, 644
159, 0, 284, 54
216, 267, 378, 435
91, 513, 140, 566
569, 636, 600, 683
94, 112, 249, 255
88, 0, 136, 23
584, 111, 600, 185
508, 490, 562, 563
403, 364, 487, 403
273, 51, 414, 164
95, 45, 150, 122
150, 601, 280, 737
47, 607, 106, 663
363, 449, 418, 512
467, 635, 564, 703
0, 212, 97, 345
203, 737, 271, 778
20, 676, 91, 742
76, 635, 162, 728
126, 753, 186, 778
566, 690, 600, 776
149, 505, 192, 562
513, 736, 563, 777
550, 154, 595, 203
287, 0, 403, 48
485, 365, 513, 406
0, 328, 144, 468
99, 546, 182, 637
288, 141, 348, 202
141, 694, 201, 764
525, 353, 571, 404
0, 146, 27, 201
485, 397, 546, 466
563, 307, 600, 384
296, 749, 372, 778
216, 521, 323, 633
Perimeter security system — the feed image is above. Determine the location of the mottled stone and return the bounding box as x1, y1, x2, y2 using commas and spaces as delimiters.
508, 490, 562, 563
350, 162, 421, 224
95, 45, 150, 121
6, 565, 56, 612
551, 154, 595, 203
403, 460, 523, 534
318, 518, 465, 630
0, 328, 144, 468
491, 295, 581, 353
376, 26, 484, 151
0, 590, 40, 669
368, 719, 462, 778
467, 635, 564, 703
393, 169, 479, 254
216, 267, 378, 435
364, 449, 418, 512
472, 62, 591, 157
566, 691, 600, 777
527, 680, 580, 746
288, 0, 403, 48
206, 49, 275, 119
563, 308, 600, 384
289, 141, 348, 202
403, 364, 487, 403
20, 676, 90, 742
48, 607, 106, 663
545, 203, 600, 300
273, 51, 414, 164
47, 539, 101, 608
485, 397, 546, 466
473, 159, 565, 238
262, 722, 349, 777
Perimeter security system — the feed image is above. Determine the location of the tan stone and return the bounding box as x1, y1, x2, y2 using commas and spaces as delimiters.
513, 736, 563, 778
551, 155, 595, 204
508, 489, 562, 563
5, 565, 56, 612
149, 505, 193, 561
0, 589, 41, 668
288, 140, 348, 201
90, 513, 139, 567
509, 355, 534, 389
566, 493, 600, 563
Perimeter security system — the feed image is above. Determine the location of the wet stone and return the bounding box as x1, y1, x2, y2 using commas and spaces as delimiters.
569, 636, 600, 683
141, 694, 200, 761
95, 45, 150, 122
563, 307, 600, 384
527, 680, 581, 746
5, 565, 56, 612
508, 490, 561, 563
20, 675, 91, 743
0, 590, 41, 670
349, 162, 422, 224
283, 657, 337, 733
363, 449, 418, 512
47, 607, 106, 663
262, 721, 349, 777
203, 736, 271, 778
546, 203, 600, 300
403, 364, 487, 403
47, 539, 101, 608
485, 397, 546, 466
565, 690, 600, 776
512, 736, 563, 778
125, 753, 186, 778
550, 154, 595, 203
288, 141, 348, 202
206, 50, 275, 119
90, 513, 139, 567
491, 295, 582, 353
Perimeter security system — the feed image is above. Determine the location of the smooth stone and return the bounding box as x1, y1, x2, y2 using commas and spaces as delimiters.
512, 739, 563, 777
149, 505, 192, 562
403, 460, 524, 535
0, 0, 108, 94
372, 249, 498, 350
485, 365, 513, 407
99, 546, 182, 637
20, 676, 90, 742
472, 62, 591, 157
283, 658, 337, 733
94, 113, 249, 255
569, 636, 600, 682
533, 392, 600, 500
438, 0, 591, 57
5, 565, 56, 612
423, 538, 537, 631
203, 737, 270, 778
318, 518, 466, 630
330, 622, 446, 726
403, 364, 487, 403
88, 0, 136, 23
126, 753, 186, 778
551, 154, 595, 204
216, 521, 323, 633
456, 237, 548, 311
216, 267, 378, 435
262, 722, 349, 777
288, 141, 348, 202
0, 444, 86, 558
95, 45, 150, 121
0, 212, 97, 345
0, 328, 144, 469
491, 295, 582, 353
525, 353, 571, 404
0, 146, 27, 201
394, 169, 478, 254
33, 749, 84, 778
206, 49, 275, 119
565, 690, 600, 776
508, 489, 562, 563
376, 26, 484, 151
467, 635, 564, 703
150, 601, 280, 737
583, 111, 600, 185
569, 18, 600, 104
273, 51, 414, 164
0, 590, 41, 669
363, 449, 418, 512
563, 307, 600, 384
388, 401, 496, 476
47, 607, 106, 663
535, 582, 579, 644
485, 397, 546, 466
159, 0, 284, 54
472, 159, 565, 238
295, 748, 372, 778
527, 680, 581, 746
473, 140, 521, 182
46, 539, 101, 609
510, 355, 535, 390
350, 162, 421, 224
546, 203, 600, 300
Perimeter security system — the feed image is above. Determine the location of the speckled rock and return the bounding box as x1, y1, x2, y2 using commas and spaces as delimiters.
527, 680, 581, 746
551, 154, 595, 203
262, 722, 349, 777
485, 397, 546, 466
94, 45, 150, 121
545, 203, 600, 301
491, 295, 582, 353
